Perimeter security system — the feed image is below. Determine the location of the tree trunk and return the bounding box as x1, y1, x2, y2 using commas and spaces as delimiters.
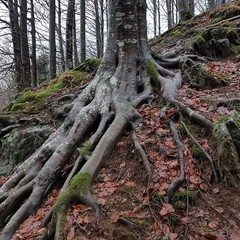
94, 0, 102, 58
49, 0, 56, 79
66, 0, 75, 69
8, 0, 22, 91
20, 0, 31, 89
80, 0, 86, 62
30, 0, 38, 87
73, 12, 80, 67
57, 0, 66, 72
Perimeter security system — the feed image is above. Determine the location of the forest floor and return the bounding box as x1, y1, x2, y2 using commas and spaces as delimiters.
1, 2, 240, 240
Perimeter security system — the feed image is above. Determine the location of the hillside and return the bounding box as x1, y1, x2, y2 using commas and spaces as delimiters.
0, 1, 240, 240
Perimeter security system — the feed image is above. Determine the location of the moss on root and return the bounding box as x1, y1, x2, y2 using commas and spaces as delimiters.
147, 60, 159, 86
54, 172, 92, 211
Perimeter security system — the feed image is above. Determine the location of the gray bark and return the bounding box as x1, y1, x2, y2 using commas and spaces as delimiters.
66, 0, 75, 69
80, 0, 86, 62
49, 0, 56, 79
30, 0, 38, 87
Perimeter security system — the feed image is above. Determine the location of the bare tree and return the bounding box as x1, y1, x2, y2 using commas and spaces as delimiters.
66, 0, 75, 69
30, 0, 37, 87
80, 0, 86, 62
49, 0, 56, 79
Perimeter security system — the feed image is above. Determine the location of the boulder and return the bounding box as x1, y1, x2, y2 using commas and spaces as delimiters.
0, 126, 52, 175
213, 111, 240, 187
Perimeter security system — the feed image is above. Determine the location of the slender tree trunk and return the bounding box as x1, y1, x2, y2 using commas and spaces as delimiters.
100, 0, 104, 57
94, 0, 101, 58
153, 0, 157, 37
80, 0, 86, 62
73, 12, 80, 67
49, 0, 56, 79
30, 0, 37, 87
66, 0, 75, 69
166, 0, 173, 29
208, 0, 216, 9
157, 0, 161, 35
8, 0, 22, 91
57, 0, 66, 72
20, 0, 31, 89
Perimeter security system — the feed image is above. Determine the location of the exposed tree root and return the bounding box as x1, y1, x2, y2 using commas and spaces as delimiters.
180, 118, 219, 182
132, 132, 152, 182
0, 124, 21, 137
165, 120, 185, 202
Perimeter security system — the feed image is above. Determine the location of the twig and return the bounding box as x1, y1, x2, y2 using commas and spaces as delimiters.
218, 98, 240, 108
165, 120, 185, 202
200, 191, 233, 227
0, 124, 21, 137
132, 133, 152, 182
180, 118, 219, 182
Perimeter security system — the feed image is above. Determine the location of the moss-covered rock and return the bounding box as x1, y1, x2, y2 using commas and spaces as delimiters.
193, 27, 239, 57
75, 58, 101, 73
213, 111, 240, 187
179, 57, 229, 89
0, 126, 52, 175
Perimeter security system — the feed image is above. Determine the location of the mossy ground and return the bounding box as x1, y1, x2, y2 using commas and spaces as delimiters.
3, 69, 91, 113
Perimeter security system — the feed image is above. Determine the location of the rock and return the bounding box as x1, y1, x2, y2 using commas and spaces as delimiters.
0, 126, 52, 175
179, 57, 229, 89
193, 27, 237, 57
213, 111, 240, 187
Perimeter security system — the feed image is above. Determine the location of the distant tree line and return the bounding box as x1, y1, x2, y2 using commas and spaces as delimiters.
0, 0, 232, 95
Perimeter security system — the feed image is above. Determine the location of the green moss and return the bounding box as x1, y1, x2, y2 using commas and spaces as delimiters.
213, 16, 223, 23
172, 190, 198, 211
190, 143, 205, 160
10, 103, 26, 111
75, 58, 101, 73
153, 193, 164, 202
173, 200, 187, 210
147, 59, 159, 85
78, 143, 92, 157
54, 172, 92, 211
171, 30, 181, 37
16, 91, 36, 103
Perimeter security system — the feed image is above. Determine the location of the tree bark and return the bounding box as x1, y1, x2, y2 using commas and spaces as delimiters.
30, 0, 38, 87
49, 0, 56, 79
8, 0, 22, 91
80, 0, 86, 62
57, 0, 66, 72
66, 0, 75, 69
20, 0, 31, 89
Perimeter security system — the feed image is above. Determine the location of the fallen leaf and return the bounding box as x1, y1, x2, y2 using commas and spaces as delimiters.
111, 213, 120, 223
215, 207, 224, 213
208, 220, 218, 229
203, 233, 218, 240
200, 183, 208, 191
212, 188, 220, 194
160, 203, 175, 216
